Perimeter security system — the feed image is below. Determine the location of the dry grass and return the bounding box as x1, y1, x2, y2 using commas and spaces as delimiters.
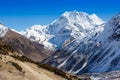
0, 39, 81, 80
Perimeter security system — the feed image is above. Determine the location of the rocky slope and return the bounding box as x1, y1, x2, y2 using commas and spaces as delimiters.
0, 39, 80, 80
0, 24, 51, 62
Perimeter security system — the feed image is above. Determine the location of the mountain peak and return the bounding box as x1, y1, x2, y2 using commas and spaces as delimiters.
109, 13, 120, 26
61, 11, 104, 25
30, 25, 43, 30
62, 11, 89, 22
51, 11, 104, 32
0, 24, 8, 38
21, 11, 104, 49
62, 11, 88, 17
97, 13, 120, 43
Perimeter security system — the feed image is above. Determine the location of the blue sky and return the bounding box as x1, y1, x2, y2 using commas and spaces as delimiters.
0, 0, 119, 31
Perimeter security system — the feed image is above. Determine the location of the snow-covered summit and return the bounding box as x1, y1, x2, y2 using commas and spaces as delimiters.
0, 24, 8, 38
47, 11, 104, 47
21, 25, 56, 52
61, 11, 104, 29
50, 11, 104, 33
21, 11, 104, 49
21, 25, 46, 42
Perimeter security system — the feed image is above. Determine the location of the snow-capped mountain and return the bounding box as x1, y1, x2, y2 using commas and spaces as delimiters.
20, 25, 55, 52
0, 24, 50, 61
0, 24, 8, 38
1, 10, 120, 78
89, 13, 120, 72
21, 11, 104, 51
45, 13, 120, 75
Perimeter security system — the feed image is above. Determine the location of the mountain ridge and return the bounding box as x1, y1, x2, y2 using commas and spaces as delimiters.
0, 24, 51, 62
21, 11, 104, 50
0, 39, 79, 80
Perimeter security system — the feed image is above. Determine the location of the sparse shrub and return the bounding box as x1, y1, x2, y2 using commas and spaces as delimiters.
8, 61, 22, 72
10, 52, 79, 79
0, 40, 14, 55
38, 63, 79, 80
11, 55, 35, 63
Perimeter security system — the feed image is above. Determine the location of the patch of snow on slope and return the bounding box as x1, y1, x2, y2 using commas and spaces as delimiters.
21, 25, 56, 51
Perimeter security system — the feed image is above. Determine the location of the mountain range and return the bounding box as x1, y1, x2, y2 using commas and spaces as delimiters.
0, 11, 120, 79
0, 24, 50, 62
21, 11, 104, 50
